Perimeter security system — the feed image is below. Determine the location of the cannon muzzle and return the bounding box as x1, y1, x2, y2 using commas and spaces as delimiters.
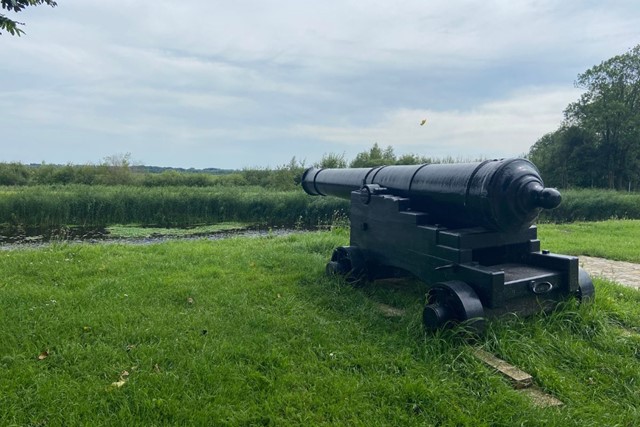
302, 158, 560, 231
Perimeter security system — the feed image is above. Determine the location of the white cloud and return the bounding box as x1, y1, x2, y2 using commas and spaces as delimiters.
23, 0, 639, 71
292, 85, 584, 159
1, 0, 638, 168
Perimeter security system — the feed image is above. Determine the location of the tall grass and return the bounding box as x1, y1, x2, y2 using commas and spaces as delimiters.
2, 185, 640, 238
540, 188, 640, 222
0, 185, 348, 232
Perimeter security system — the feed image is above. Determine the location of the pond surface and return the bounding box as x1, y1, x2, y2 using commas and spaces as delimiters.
0, 226, 314, 250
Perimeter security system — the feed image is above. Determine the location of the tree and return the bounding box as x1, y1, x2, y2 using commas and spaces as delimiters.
529, 126, 599, 188
98, 153, 134, 185
350, 143, 397, 168
315, 152, 347, 168
0, 162, 31, 185
564, 44, 640, 189
1, 0, 57, 36
395, 153, 424, 165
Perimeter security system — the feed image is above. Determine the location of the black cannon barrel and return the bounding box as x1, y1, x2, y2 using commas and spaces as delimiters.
301, 158, 561, 231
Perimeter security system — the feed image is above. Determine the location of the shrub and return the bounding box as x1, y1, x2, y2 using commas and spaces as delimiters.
539, 189, 640, 222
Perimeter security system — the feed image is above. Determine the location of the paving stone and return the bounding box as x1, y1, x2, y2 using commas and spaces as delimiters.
472, 348, 533, 389
376, 303, 405, 317
517, 387, 564, 407
580, 256, 640, 290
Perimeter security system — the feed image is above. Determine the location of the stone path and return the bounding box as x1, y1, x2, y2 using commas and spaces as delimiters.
580, 256, 640, 290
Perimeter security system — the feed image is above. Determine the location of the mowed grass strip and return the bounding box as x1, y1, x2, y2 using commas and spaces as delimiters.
0, 229, 638, 425
537, 219, 640, 262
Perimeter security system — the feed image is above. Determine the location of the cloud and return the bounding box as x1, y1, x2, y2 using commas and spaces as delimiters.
1, 0, 638, 168
20, 0, 639, 72
292, 85, 584, 159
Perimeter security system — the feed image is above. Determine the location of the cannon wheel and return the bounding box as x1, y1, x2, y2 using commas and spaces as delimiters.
326, 246, 366, 284
576, 267, 595, 303
423, 280, 485, 334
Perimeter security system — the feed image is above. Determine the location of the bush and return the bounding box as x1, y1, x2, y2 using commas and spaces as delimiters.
0, 163, 31, 185
539, 189, 640, 222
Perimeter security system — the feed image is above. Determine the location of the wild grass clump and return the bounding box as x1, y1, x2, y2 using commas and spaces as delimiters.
482, 280, 640, 419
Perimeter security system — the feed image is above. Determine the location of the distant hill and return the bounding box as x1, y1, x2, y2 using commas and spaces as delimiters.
25, 163, 237, 175
130, 166, 237, 175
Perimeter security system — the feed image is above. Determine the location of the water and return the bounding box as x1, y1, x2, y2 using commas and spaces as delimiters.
0, 226, 316, 251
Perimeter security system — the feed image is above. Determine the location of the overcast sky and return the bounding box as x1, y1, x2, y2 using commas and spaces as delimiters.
1, 1, 639, 169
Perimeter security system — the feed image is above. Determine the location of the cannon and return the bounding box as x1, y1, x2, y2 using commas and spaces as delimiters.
302, 158, 594, 333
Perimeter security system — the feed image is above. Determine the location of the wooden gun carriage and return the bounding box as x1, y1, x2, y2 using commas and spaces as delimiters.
302, 158, 594, 333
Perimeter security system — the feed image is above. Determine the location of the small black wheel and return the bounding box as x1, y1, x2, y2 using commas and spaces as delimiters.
423, 280, 485, 334
328, 246, 366, 284
576, 267, 595, 303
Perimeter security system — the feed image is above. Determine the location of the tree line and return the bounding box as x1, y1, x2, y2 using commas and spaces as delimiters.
0, 147, 481, 191
529, 45, 640, 191
315, 143, 483, 169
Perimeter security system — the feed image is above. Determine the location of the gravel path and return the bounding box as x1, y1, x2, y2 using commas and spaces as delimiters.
580, 256, 640, 290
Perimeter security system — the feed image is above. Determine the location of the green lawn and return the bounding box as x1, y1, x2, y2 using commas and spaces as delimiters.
538, 219, 640, 262
1, 225, 639, 425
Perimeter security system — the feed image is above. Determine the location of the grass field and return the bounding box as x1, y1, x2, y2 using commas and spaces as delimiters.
538, 219, 640, 263
1, 224, 639, 425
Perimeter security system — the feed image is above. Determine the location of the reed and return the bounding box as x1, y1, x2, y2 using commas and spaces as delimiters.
539, 188, 640, 222
0, 185, 348, 233
2, 185, 640, 238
